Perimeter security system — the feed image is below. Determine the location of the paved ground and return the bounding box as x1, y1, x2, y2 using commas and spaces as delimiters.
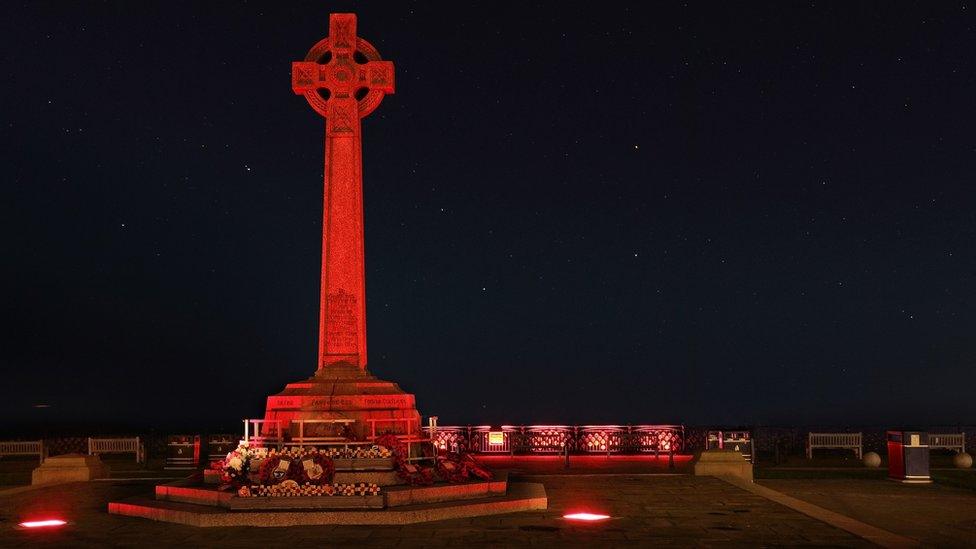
1, 475, 865, 547
762, 478, 976, 546
0, 458, 175, 487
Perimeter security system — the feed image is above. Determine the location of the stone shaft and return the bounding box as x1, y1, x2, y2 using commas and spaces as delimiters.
290, 12, 395, 371
319, 117, 367, 369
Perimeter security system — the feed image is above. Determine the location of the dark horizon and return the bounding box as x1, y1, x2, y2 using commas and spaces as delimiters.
4, 2, 976, 432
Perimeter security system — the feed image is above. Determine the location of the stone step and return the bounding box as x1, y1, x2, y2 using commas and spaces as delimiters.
333, 470, 400, 486
156, 471, 507, 508
333, 457, 394, 470
228, 493, 384, 510
109, 481, 547, 526
384, 471, 508, 507
156, 482, 232, 507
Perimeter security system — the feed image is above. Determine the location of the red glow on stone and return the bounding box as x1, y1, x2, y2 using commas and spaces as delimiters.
563, 512, 611, 521
19, 519, 67, 528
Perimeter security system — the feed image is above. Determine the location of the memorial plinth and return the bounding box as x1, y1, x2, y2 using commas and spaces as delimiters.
265, 365, 421, 440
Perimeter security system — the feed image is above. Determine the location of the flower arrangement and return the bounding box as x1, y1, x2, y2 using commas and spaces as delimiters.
375, 434, 434, 485
219, 442, 255, 487
319, 445, 393, 459
435, 451, 493, 483
296, 452, 335, 485
259, 454, 304, 485
219, 442, 401, 496
267, 445, 392, 460
241, 481, 381, 497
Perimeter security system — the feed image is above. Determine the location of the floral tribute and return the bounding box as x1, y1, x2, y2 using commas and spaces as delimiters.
435, 451, 493, 483
258, 447, 337, 485
217, 442, 255, 487
318, 446, 393, 459
242, 481, 381, 497
375, 434, 434, 485
217, 443, 393, 497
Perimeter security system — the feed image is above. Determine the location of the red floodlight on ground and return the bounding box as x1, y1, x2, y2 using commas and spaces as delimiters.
18, 519, 67, 529
563, 512, 611, 521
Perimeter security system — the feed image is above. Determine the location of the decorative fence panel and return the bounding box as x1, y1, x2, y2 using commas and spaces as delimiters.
424, 425, 685, 455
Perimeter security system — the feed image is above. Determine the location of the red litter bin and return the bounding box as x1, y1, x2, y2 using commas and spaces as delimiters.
887, 430, 931, 484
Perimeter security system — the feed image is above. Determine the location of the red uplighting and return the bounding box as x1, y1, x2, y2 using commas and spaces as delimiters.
563, 512, 611, 521
19, 519, 67, 529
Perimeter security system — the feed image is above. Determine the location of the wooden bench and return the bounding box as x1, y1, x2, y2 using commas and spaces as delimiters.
0, 440, 45, 463
88, 437, 143, 463
929, 433, 966, 453
807, 432, 862, 459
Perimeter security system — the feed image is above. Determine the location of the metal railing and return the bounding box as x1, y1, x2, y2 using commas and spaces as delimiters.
291, 419, 357, 448
243, 419, 283, 449
424, 425, 686, 455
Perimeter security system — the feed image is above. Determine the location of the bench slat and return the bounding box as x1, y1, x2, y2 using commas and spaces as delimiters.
808, 432, 862, 458
88, 437, 143, 463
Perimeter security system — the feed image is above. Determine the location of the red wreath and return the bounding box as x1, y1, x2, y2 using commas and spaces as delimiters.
259, 455, 302, 485
435, 452, 493, 483
375, 434, 434, 486
295, 453, 335, 485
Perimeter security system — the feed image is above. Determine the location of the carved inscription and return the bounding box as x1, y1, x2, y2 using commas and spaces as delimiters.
325, 290, 357, 352
308, 396, 410, 409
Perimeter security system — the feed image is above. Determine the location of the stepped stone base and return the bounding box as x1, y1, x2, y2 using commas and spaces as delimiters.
334, 470, 401, 486
264, 365, 421, 440
32, 454, 107, 485
108, 482, 549, 527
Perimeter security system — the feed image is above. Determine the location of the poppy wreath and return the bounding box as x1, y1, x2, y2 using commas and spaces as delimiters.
296, 452, 335, 485
435, 451, 493, 483
375, 433, 434, 486
259, 455, 303, 485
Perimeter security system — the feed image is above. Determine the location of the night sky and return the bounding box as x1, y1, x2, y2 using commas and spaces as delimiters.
4, 2, 976, 432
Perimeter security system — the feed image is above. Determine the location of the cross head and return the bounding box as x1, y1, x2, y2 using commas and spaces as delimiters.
292, 13, 395, 136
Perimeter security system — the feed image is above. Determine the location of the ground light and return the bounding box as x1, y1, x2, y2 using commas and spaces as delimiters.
18, 519, 67, 529
563, 512, 611, 521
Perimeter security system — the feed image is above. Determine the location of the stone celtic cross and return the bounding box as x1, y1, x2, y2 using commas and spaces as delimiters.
292, 13, 395, 371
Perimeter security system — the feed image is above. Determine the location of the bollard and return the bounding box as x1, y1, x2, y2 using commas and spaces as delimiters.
669, 448, 675, 469
564, 444, 570, 469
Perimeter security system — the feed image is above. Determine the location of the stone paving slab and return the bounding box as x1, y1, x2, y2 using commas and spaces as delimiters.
0, 475, 867, 547
762, 478, 976, 546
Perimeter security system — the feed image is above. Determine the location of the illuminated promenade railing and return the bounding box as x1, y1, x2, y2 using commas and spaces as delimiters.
425, 425, 685, 455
